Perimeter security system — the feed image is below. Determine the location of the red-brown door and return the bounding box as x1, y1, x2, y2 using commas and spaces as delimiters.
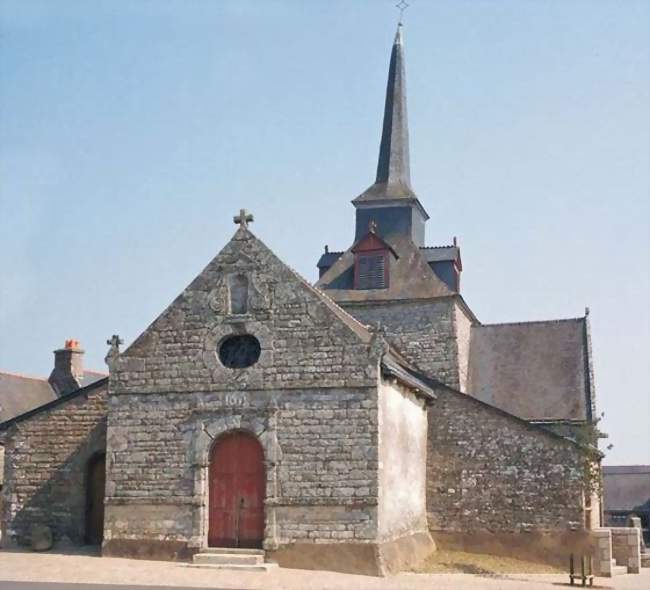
208, 431, 265, 548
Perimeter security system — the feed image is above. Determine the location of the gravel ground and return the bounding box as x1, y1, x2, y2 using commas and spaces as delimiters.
0, 548, 649, 590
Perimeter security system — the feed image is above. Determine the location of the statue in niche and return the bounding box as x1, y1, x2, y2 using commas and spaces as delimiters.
208, 276, 228, 314
228, 274, 249, 315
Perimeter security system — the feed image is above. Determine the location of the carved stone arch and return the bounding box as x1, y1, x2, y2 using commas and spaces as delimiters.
191, 412, 281, 551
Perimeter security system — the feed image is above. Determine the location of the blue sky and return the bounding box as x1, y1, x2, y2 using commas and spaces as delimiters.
0, 0, 648, 464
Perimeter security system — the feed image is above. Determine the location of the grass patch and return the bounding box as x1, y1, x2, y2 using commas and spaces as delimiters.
414, 550, 565, 575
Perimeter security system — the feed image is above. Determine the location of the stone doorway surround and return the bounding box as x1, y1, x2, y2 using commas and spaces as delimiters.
189, 406, 282, 553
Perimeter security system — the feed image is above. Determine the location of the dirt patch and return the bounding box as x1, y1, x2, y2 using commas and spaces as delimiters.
414, 550, 565, 574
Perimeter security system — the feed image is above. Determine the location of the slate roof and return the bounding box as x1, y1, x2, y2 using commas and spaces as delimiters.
0, 377, 108, 433
353, 24, 413, 204
603, 466, 650, 513
0, 372, 57, 423
317, 251, 344, 270
0, 369, 106, 423
420, 245, 461, 266
467, 317, 593, 421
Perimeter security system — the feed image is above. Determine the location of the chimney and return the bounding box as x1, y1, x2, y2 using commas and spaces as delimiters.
48, 339, 84, 396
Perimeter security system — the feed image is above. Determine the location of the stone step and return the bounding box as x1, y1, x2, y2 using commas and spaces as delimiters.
611, 563, 628, 576
193, 552, 264, 566
188, 562, 278, 572
641, 553, 650, 568
199, 547, 264, 556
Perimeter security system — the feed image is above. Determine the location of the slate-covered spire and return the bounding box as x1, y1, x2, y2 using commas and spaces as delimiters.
375, 23, 411, 191
352, 24, 429, 246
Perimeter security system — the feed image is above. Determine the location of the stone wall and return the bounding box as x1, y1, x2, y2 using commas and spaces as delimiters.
104, 386, 380, 557
427, 385, 586, 534
1, 383, 107, 546
453, 301, 472, 392
341, 298, 462, 388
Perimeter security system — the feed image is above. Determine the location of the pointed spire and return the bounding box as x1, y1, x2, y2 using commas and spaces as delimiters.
376, 23, 411, 189
354, 23, 421, 203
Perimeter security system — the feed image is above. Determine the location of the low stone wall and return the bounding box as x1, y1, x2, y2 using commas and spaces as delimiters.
433, 529, 598, 570
610, 527, 641, 573
267, 530, 435, 576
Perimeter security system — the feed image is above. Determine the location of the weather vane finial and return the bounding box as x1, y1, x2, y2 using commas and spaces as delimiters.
396, 0, 409, 24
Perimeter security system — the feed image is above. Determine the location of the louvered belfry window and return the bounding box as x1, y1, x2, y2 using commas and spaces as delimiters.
357, 253, 387, 289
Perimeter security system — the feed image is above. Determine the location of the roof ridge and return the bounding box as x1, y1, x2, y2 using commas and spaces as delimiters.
398, 364, 592, 450
0, 370, 48, 382
477, 317, 586, 329
420, 244, 456, 250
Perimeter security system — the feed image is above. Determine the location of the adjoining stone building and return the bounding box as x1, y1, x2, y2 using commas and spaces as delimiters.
0, 341, 106, 541
1, 24, 603, 574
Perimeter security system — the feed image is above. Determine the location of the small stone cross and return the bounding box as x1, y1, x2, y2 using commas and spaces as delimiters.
106, 334, 123, 354
234, 209, 254, 229
105, 334, 123, 369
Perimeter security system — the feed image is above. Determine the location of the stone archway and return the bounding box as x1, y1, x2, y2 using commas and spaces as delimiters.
190, 410, 282, 551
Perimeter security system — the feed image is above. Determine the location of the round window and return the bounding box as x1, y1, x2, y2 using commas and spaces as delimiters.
218, 334, 261, 369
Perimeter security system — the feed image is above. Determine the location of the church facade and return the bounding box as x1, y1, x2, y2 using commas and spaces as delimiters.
1, 25, 601, 575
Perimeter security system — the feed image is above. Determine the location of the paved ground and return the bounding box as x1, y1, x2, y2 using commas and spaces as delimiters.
1, 549, 649, 590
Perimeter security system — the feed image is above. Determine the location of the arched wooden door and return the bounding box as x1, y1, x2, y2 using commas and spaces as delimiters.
86, 454, 105, 545
208, 431, 265, 548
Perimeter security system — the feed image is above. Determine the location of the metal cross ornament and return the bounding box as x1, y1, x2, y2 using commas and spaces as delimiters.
233, 208, 254, 229
396, 0, 409, 23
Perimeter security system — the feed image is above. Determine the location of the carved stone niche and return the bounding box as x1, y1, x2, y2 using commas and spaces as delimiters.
207, 272, 271, 318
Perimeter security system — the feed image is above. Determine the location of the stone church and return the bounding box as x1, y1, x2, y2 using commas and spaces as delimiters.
1, 25, 601, 575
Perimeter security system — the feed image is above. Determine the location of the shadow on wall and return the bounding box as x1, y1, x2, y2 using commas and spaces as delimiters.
3, 419, 107, 548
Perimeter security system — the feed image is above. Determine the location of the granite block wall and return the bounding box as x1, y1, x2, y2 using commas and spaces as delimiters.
1, 383, 107, 546
341, 298, 462, 388
110, 229, 377, 398
104, 386, 381, 554
610, 527, 641, 573
427, 385, 586, 533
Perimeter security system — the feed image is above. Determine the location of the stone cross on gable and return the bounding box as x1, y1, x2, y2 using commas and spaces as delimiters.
234, 209, 254, 229
107, 334, 123, 350
105, 334, 124, 369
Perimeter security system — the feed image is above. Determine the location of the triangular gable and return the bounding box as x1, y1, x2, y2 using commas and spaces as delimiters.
351, 232, 398, 258
113, 227, 379, 395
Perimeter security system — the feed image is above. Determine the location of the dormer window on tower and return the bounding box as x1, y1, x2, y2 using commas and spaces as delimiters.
351, 223, 397, 290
